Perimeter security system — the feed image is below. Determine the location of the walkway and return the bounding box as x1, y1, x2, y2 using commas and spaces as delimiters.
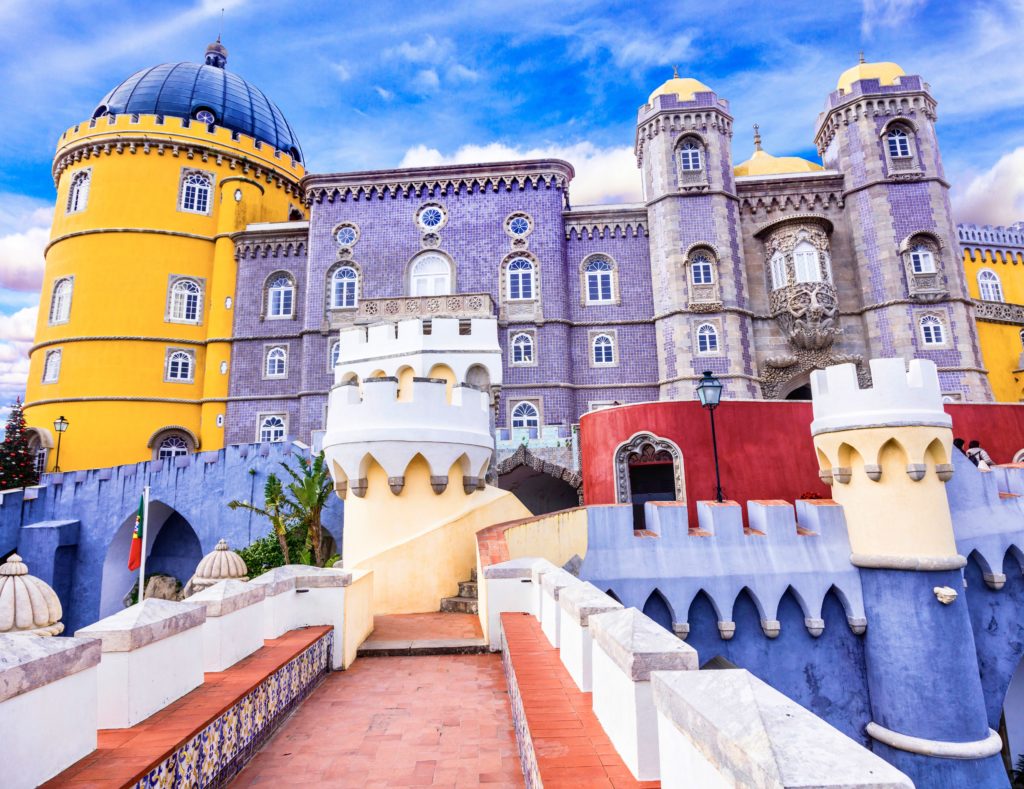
358, 612, 488, 656
232, 652, 524, 787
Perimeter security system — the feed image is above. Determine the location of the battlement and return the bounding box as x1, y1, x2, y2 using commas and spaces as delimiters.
53, 113, 304, 184
958, 222, 1024, 250
810, 358, 951, 436
321, 377, 493, 496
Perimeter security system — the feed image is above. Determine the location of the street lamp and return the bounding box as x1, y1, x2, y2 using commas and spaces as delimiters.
52, 415, 69, 473
696, 371, 725, 503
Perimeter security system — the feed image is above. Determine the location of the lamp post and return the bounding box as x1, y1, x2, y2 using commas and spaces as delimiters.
696, 371, 724, 503
52, 415, 69, 473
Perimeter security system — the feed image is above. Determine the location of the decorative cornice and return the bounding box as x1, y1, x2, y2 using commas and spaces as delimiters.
814, 90, 937, 154
740, 192, 844, 216
563, 206, 648, 240
30, 335, 209, 354
46, 227, 220, 255
234, 235, 307, 260
303, 159, 573, 205
842, 175, 949, 200
634, 107, 733, 167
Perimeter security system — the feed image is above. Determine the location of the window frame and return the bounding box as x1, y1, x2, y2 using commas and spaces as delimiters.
510, 400, 541, 435
330, 265, 359, 309
910, 246, 936, 274
690, 254, 714, 286
258, 413, 288, 443
329, 340, 341, 371
769, 252, 788, 290
164, 348, 196, 383
42, 349, 62, 384
48, 277, 74, 325
264, 345, 288, 379
978, 269, 1004, 302
178, 169, 215, 215
510, 332, 535, 366
696, 322, 720, 355
157, 435, 190, 461
66, 169, 91, 214
675, 134, 708, 189
793, 241, 822, 283
678, 140, 703, 172
919, 315, 947, 347
506, 258, 535, 301
167, 277, 204, 324
887, 128, 912, 159
266, 273, 296, 319
582, 256, 616, 305
409, 252, 453, 297
591, 332, 616, 366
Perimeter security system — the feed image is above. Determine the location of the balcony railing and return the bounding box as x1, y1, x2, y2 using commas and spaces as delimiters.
356, 293, 495, 321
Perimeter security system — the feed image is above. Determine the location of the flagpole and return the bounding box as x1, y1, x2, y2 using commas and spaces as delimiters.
139, 485, 149, 603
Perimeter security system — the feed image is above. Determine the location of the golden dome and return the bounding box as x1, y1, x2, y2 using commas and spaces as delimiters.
648, 69, 713, 104
0, 554, 64, 636
734, 126, 823, 177
836, 60, 905, 93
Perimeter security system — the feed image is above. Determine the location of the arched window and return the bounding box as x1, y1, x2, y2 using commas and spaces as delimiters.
329, 340, 341, 369
265, 347, 287, 378
42, 349, 61, 383
696, 323, 719, 354
770, 253, 787, 289
690, 254, 713, 285
887, 128, 911, 159
793, 242, 821, 283
259, 415, 287, 442
331, 266, 358, 308
169, 279, 202, 322
593, 333, 615, 365
978, 269, 1004, 302
267, 275, 295, 318
920, 315, 945, 346
678, 140, 702, 171
49, 278, 72, 324
585, 258, 614, 303
511, 333, 534, 364
511, 401, 539, 430
507, 258, 535, 301
909, 245, 936, 274
166, 350, 193, 381
410, 254, 451, 296
180, 171, 213, 214
66, 171, 90, 214
158, 436, 189, 460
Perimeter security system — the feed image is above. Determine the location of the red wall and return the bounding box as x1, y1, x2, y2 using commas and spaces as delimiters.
580, 400, 1024, 529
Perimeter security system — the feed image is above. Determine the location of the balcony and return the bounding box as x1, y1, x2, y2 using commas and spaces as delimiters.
356, 293, 495, 321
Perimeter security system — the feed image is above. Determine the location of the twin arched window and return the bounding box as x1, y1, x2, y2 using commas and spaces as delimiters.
265, 347, 287, 378
593, 333, 615, 365
507, 258, 535, 301
410, 254, 451, 296
166, 350, 193, 381
260, 415, 286, 442
511, 333, 534, 364
919, 315, 945, 346
696, 323, 719, 354
690, 254, 713, 285
180, 171, 213, 214
887, 128, 911, 159
267, 275, 295, 318
42, 349, 61, 383
793, 242, 822, 283
909, 245, 936, 274
331, 266, 358, 308
169, 279, 202, 322
66, 171, 90, 214
511, 401, 540, 430
158, 436, 189, 460
49, 278, 73, 324
585, 258, 614, 303
978, 269, 1004, 302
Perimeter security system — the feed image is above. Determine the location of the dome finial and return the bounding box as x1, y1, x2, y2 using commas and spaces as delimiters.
672, 65, 679, 79
858, 50, 866, 64
205, 22, 228, 70
753, 123, 762, 152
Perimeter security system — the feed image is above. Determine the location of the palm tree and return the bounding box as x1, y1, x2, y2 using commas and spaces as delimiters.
228, 474, 292, 564
280, 452, 333, 567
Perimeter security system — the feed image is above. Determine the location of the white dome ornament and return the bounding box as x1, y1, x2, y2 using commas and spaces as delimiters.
0, 554, 64, 636
186, 539, 249, 595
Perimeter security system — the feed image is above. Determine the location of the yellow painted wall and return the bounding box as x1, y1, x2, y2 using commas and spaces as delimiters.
503, 508, 589, 568
342, 455, 531, 614
341, 569, 374, 669
24, 115, 305, 470
963, 248, 1024, 402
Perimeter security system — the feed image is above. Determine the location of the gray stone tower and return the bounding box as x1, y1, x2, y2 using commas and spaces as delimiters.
814, 60, 991, 401
636, 73, 759, 400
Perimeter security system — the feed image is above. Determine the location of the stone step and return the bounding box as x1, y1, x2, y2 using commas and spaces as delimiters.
357, 637, 488, 657
458, 580, 478, 599
470, 567, 477, 582
440, 596, 479, 615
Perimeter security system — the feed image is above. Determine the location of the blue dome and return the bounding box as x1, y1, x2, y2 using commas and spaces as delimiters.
94, 49, 303, 162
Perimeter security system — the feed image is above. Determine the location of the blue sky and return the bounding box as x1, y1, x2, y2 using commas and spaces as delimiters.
0, 0, 1022, 411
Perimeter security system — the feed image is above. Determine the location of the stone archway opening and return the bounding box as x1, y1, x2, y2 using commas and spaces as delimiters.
496, 446, 582, 515
614, 432, 684, 530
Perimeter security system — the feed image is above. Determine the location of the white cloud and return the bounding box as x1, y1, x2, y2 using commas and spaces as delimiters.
0, 196, 51, 292
331, 62, 352, 81
412, 69, 441, 94
388, 35, 452, 63
0, 304, 37, 408
400, 141, 641, 205
447, 63, 479, 83
954, 146, 1024, 226
610, 32, 694, 69
374, 86, 394, 101
860, 0, 926, 35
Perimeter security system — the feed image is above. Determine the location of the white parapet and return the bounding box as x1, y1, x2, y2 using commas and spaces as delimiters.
323, 377, 494, 495
0, 635, 100, 789
336, 317, 502, 387
557, 582, 623, 692
652, 668, 913, 789
589, 608, 698, 781
190, 580, 267, 672
482, 557, 548, 651
810, 357, 951, 435
75, 598, 206, 729
540, 568, 583, 648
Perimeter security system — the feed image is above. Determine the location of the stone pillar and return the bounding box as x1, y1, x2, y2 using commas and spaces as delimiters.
811, 357, 1005, 786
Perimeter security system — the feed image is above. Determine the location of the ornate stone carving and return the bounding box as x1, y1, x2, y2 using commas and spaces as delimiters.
770, 282, 839, 350
973, 300, 1024, 326
355, 293, 494, 321
760, 349, 867, 400
613, 432, 684, 504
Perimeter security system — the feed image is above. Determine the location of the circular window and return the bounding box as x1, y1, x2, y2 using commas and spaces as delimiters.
335, 224, 359, 246
505, 212, 534, 239
416, 204, 447, 231
195, 109, 216, 124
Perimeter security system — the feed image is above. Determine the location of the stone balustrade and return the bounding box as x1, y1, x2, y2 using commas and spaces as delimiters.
356, 292, 494, 321
0, 635, 101, 789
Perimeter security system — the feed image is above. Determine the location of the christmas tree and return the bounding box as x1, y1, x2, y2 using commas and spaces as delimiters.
0, 400, 39, 490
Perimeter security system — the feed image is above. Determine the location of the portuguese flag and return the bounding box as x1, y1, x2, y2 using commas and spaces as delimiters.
128, 494, 145, 571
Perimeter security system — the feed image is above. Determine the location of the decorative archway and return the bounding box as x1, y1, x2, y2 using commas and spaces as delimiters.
497, 445, 583, 511
613, 432, 684, 504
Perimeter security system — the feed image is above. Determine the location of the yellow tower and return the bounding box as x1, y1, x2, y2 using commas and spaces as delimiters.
24, 41, 306, 471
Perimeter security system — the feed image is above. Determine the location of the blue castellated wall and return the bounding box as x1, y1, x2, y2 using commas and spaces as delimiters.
580, 449, 1024, 787
0, 442, 343, 634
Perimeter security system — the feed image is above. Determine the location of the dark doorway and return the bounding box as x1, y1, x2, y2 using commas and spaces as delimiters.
785, 383, 813, 401
628, 460, 675, 530
499, 464, 580, 515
